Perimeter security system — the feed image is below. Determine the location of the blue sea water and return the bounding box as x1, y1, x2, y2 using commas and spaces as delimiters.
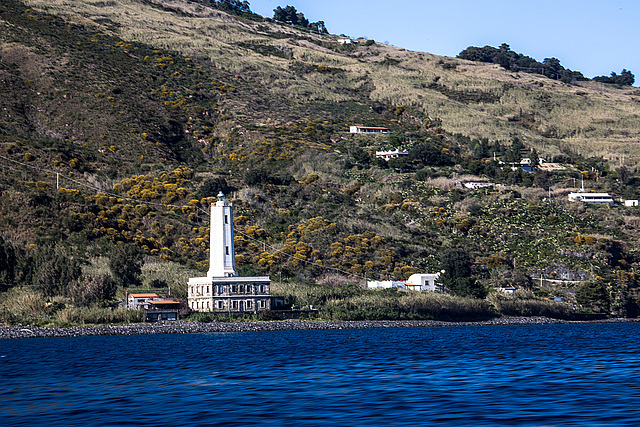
1, 323, 640, 426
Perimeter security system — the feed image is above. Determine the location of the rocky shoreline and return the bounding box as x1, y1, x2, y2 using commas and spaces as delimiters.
0, 317, 634, 339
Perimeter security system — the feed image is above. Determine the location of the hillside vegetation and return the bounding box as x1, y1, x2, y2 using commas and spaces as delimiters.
1, 0, 639, 323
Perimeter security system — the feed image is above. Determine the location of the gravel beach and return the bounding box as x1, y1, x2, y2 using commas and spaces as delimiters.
0, 317, 633, 339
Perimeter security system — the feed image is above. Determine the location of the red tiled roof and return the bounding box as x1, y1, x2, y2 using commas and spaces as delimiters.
149, 300, 180, 305
128, 293, 159, 298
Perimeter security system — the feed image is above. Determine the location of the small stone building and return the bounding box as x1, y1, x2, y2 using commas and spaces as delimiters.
146, 300, 180, 321
125, 292, 180, 321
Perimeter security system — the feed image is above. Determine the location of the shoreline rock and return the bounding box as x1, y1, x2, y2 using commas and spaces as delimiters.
0, 317, 635, 339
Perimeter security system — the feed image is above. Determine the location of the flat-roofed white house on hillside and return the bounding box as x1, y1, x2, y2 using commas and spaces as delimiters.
367, 273, 441, 292
568, 192, 614, 205
375, 150, 409, 161
461, 181, 497, 190
350, 126, 389, 134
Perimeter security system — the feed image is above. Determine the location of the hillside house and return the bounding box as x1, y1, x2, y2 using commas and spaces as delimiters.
461, 181, 496, 190
188, 192, 271, 314
375, 150, 409, 161
625, 200, 639, 207
503, 158, 544, 173
367, 273, 441, 292
520, 157, 545, 165
350, 126, 389, 134
568, 192, 614, 205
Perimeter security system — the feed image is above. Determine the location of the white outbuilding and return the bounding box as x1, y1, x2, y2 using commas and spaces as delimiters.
367, 280, 406, 290
405, 273, 441, 291
367, 273, 441, 292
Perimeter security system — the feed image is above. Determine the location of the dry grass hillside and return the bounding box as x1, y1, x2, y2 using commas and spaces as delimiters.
22, 0, 640, 166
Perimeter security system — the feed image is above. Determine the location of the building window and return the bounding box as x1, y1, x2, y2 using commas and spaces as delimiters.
226, 246, 229, 255
207, 301, 210, 309
247, 301, 252, 309
260, 285, 264, 293
225, 215, 228, 224
232, 285, 237, 293
260, 300, 265, 308
239, 285, 244, 293
232, 301, 238, 309
218, 301, 223, 309
206, 286, 209, 294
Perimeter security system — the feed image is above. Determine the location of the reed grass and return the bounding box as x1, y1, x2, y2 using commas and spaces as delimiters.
56, 306, 145, 324
0, 288, 47, 320
322, 290, 496, 321
487, 292, 575, 319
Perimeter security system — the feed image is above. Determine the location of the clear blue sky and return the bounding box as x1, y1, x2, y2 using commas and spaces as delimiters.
248, 0, 640, 81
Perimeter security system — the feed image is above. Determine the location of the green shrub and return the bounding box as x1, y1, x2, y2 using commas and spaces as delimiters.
109, 245, 144, 287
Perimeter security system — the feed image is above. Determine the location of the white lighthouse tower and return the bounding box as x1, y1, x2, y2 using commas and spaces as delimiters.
208, 192, 238, 278
188, 192, 271, 313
